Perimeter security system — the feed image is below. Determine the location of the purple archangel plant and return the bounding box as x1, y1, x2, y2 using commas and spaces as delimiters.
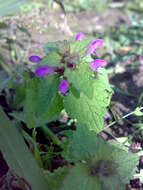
3, 32, 138, 190
33, 34, 107, 96
17, 32, 138, 190
25, 33, 111, 133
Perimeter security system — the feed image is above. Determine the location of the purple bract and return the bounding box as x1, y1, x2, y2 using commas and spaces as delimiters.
35, 65, 54, 77
104, 111, 111, 121
87, 39, 104, 55
90, 59, 106, 71
29, 55, 42, 63
75, 32, 84, 41
68, 63, 76, 70
59, 79, 69, 95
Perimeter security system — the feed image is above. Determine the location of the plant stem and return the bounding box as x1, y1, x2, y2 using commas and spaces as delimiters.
103, 106, 143, 131
41, 126, 63, 148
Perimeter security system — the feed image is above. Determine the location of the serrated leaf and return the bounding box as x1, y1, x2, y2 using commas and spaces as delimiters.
62, 163, 102, 190
71, 38, 94, 56
64, 69, 112, 132
62, 125, 138, 189
82, 55, 93, 63
44, 167, 68, 190
65, 62, 94, 98
64, 124, 111, 161
40, 52, 61, 67
38, 75, 59, 116
24, 75, 62, 127
39, 93, 63, 123
112, 148, 139, 184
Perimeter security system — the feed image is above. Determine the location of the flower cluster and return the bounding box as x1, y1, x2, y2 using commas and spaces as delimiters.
29, 32, 106, 95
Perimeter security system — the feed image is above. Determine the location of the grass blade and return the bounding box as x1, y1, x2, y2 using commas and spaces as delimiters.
0, 106, 49, 190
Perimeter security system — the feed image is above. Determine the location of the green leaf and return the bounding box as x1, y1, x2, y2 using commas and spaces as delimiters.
112, 148, 139, 184
64, 124, 111, 161
13, 83, 26, 108
9, 111, 25, 122
71, 38, 94, 57
65, 62, 94, 98
24, 78, 39, 128
134, 107, 143, 116
39, 93, 63, 122
0, 107, 49, 190
24, 75, 62, 127
0, 0, 28, 16
64, 69, 112, 133
44, 42, 59, 54
40, 52, 61, 67
0, 50, 12, 74
44, 166, 68, 190
70, 84, 80, 98
62, 125, 138, 189
38, 75, 59, 116
62, 163, 102, 190
99, 173, 125, 190
0, 70, 10, 93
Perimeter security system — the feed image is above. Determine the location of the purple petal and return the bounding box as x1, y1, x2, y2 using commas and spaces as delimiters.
59, 79, 69, 95
29, 55, 42, 63
90, 59, 106, 71
35, 65, 54, 77
75, 32, 84, 41
87, 39, 104, 55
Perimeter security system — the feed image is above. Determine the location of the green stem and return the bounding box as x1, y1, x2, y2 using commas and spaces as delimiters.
22, 130, 43, 168
41, 126, 63, 148
103, 107, 143, 131
124, 126, 143, 145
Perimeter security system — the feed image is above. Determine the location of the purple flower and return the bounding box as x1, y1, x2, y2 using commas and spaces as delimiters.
29, 55, 42, 63
87, 39, 104, 55
75, 32, 84, 41
90, 59, 106, 71
59, 79, 69, 95
35, 65, 54, 77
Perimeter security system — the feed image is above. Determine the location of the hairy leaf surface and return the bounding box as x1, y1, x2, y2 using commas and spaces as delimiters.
64, 69, 112, 132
